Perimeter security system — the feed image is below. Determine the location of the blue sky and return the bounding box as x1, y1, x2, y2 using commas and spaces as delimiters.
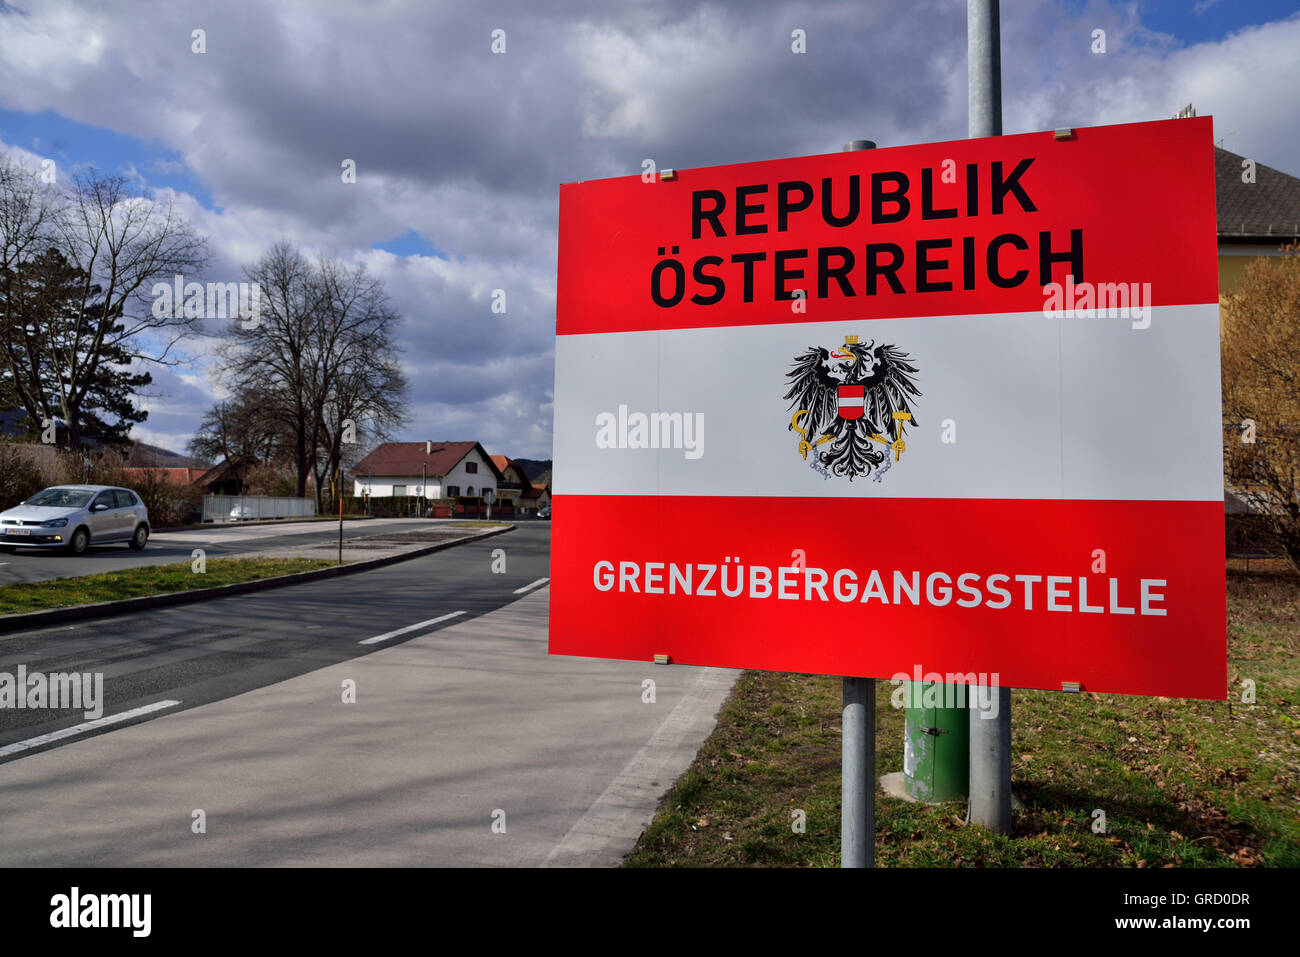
0, 108, 215, 207
1130, 0, 1298, 44
1, 0, 1297, 459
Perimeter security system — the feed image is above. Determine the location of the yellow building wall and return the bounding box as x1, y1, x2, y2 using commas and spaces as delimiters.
1219, 243, 1299, 295
1218, 255, 1253, 294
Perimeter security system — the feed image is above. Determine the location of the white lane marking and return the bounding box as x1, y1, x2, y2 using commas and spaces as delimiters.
513, 577, 550, 594
0, 699, 182, 759
358, 611, 465, 645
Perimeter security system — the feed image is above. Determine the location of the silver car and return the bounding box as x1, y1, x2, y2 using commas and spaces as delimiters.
0, 485, 151, 555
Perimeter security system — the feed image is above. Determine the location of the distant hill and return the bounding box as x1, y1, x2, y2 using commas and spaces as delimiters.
0, 409, 106, 450
0, 408, 27, 438
1, 411, 206, 467
511, 458, 552, 483
125, 441, 210, 469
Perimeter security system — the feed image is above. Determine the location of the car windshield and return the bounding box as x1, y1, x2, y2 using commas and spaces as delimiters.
21, 488, 95, 509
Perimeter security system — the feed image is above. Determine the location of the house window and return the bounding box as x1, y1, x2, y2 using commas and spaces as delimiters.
446, 485, 460, 498
465, 462, 478, 474
466, 486, 475, 496
393, 485, 407, 497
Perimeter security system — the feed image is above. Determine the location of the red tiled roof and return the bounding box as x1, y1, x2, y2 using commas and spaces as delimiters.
351, 441, 503, 480
118, 467, 211, 486
489, 455, 531, 485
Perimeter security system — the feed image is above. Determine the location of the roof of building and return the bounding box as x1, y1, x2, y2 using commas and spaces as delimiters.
192, 455, 258, 487
118, 467, 211, 486
1216, 147, 1300, 242
351, 441, 504, 481
489, 455, 531, 484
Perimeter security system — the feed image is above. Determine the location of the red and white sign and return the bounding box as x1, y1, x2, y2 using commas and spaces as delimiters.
550, 117, 1225, 699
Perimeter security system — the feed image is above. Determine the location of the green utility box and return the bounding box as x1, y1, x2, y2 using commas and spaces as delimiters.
902, 681, 970, 802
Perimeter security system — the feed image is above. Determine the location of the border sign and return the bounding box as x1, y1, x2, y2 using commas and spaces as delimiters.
550, 117, 1225, 700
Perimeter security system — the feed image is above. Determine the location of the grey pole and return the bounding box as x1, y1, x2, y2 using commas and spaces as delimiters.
969, 686, 1012, 831
968, 0, 1002, 138
840, 136, 876, 869
967, 0, 1013, 834
841, 676, 873, 867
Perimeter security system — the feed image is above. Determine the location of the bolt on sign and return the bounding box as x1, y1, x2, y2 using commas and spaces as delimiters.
550, 117, 1225, 700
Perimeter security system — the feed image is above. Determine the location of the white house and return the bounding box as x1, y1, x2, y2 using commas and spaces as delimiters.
350, 441, 503, 499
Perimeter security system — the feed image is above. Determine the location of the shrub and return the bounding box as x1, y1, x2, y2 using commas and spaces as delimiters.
0, 440, 47, 507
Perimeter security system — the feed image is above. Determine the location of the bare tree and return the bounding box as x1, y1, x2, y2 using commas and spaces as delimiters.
0, 158, 208, 448
51, 170, 208, 448
221, 242, 320, 495
0, 155, 62, 428
308, 256, 408, 508
189, 387, 292, 474
221, 243, 408, 504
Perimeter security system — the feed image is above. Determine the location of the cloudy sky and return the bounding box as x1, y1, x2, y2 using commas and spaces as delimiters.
1, 0, 1297, 460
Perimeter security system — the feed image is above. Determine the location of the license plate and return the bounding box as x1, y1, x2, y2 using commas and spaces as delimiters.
4, 528, 30, 536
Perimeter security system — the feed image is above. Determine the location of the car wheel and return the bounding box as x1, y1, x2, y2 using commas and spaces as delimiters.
68, 527, 90, 555
129, 524, 149, 550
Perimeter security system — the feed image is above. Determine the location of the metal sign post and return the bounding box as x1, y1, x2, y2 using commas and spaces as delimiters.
966, 0, 1013, 835
841, 138, 875, 868
841, 675, 874, 867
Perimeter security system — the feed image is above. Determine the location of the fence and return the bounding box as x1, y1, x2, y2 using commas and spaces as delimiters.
203, 494, 317, 523
339, 495, 520, 518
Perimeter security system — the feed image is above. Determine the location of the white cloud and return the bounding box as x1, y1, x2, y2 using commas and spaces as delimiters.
1, 0, 1297, 461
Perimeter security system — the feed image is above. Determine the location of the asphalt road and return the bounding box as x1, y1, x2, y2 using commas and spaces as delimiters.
0, 523, 549, 757
0, 517, 534, 585
0, 522, 737, 866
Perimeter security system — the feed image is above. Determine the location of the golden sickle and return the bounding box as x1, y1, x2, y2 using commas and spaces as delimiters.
792, 410, 811, 459
791, 410, 833, 460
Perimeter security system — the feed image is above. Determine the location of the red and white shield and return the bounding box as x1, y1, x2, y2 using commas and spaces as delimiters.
837, 385, 866, 420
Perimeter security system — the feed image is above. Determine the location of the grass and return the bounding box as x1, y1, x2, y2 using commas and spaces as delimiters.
622, 559, 1300, 867
0, 557, 341, 615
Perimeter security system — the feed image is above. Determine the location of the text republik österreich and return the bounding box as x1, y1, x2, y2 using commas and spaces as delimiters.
647, 159, 1084, 309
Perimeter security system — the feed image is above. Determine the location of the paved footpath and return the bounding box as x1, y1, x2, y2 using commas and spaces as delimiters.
0, 588, 736, 867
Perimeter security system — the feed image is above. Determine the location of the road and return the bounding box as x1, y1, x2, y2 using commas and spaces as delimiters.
0, 517, 535, 585
0, 523, 736, 866
0, 523, 548, 755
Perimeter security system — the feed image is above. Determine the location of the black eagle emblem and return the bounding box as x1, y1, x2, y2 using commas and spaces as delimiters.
784, 336, 922, 480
